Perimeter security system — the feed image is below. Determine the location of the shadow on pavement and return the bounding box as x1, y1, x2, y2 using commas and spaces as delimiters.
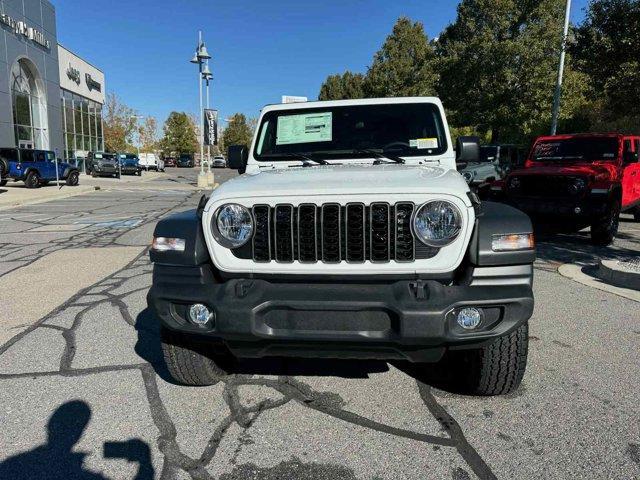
0, 400, 154, 480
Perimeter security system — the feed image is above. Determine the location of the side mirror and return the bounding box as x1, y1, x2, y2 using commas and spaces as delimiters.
227, 145, 248, 173
456, 136, 480, 170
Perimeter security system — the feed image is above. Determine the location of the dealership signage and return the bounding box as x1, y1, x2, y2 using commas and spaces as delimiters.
0, 13, 51, 49
204, 109, 218, 146
85, 74, 102, 92
66, 64, 81, 85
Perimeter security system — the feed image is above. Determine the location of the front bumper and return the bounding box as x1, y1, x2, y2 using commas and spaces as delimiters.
120, 165, 140, 174
506, 193, 608, 220
148, 263, 534, 363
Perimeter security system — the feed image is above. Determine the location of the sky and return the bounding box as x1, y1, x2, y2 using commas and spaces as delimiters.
55, 0, 590, 128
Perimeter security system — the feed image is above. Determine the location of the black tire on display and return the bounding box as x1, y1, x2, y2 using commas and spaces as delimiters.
0, 180, 7, 187
161, 328, 229, 386
591, 200, 620, 246
449, 322, 529, 396
25, 171, 40, 189
0, 158, 7, 179
66, 171, 79, 186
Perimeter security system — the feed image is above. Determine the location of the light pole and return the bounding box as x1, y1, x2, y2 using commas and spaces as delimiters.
550, 0, 572, 135
131, 115, 144, 171
190, 31, 211, 188
203, 62, 214, 185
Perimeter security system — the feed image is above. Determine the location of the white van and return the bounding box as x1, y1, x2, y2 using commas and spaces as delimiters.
139, 153, 165, 172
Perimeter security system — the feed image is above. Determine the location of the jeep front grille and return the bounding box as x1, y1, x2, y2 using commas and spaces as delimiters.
247, 203, 437, 263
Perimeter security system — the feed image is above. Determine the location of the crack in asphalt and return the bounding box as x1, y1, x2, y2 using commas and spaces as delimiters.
0, 185, 496, 479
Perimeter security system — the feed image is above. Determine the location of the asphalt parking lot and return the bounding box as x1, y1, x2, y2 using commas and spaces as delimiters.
0, 167, 639, 480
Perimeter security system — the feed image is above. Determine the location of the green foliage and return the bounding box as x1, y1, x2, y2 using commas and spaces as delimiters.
363, 17, 438, 97
436, 0, 589, 143
103, 93, 136, 153
572, 0, 640, 132
160, 112, 198, 155
318, 72, 365, 101
222, 113, 254, 151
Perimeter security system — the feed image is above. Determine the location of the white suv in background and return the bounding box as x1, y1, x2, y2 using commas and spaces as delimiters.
139, 153, 165, 172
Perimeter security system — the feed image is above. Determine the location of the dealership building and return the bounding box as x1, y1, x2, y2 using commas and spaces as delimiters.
1, 0, 105, 165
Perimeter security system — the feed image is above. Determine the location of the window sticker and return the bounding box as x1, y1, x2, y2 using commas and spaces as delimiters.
276, 112, 332, 145
409, 139, 418, 148
417, 138, 438, 149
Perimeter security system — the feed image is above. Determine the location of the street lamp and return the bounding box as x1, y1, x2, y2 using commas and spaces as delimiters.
202, 63, 214, 185
190, 31, 212, 188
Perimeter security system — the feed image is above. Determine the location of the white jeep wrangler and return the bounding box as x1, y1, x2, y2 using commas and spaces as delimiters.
148, 97, 535, 395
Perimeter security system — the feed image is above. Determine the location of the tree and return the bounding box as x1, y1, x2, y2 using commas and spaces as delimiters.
572, 0, 640, 131
318, 72, 365, 100
138, 116, 158, 152
221, 113, 253, 151
436, 0, 590, 143
363, 17, 438, 97
160, 112, 198, 154
103, 93, 136, 152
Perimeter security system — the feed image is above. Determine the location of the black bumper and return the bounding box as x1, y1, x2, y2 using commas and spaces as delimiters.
120, 166, 140, 174
506, 194, 608, 221
148, 263, 534, 363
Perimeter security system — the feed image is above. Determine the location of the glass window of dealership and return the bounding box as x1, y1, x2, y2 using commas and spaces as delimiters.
60, 89, 104, 161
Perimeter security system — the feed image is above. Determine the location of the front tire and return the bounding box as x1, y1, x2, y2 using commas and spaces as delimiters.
25, 171, 40, 189
66, 171, 79, 186
591, 200, 620, 246
161, 329, 229, 386
449, 322, 529, 396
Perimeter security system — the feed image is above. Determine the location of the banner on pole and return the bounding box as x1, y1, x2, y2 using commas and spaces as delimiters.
204, 109, 218, 146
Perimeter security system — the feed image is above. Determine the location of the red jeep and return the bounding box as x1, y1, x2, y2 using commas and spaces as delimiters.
498, 133, 640, 245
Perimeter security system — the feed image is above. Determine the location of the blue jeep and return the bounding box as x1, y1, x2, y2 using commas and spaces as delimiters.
0, 148, 80, 188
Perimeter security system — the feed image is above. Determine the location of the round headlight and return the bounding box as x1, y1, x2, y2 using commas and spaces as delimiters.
413, 200, 463, 247
215, 204, 253, 247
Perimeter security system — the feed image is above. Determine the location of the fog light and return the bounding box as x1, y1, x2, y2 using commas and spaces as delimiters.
188, 304, 214, 327
457, 308, 482, 330
574, 207, 581, 214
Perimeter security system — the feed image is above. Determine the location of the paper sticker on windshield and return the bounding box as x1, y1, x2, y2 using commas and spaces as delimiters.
416, 138, 438, 149
276, 112, 332, 145
409, 139, 418, 148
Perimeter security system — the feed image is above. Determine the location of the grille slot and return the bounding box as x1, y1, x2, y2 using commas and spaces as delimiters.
346, 203, 366, 262
297, 204, 318, 263
243, 203, 431, 263
252, 205, 271, 262
321, 204, 342, 263
394, 203, 415, 262
274, 205, 294, 262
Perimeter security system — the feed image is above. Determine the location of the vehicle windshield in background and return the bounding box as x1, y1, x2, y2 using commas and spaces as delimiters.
480, 146, 498, 162
254, 103, 447, 161
95, 153, 116, 160
120, 154, 137, 160
532, 137, 619, 162
179, 154, 192, 160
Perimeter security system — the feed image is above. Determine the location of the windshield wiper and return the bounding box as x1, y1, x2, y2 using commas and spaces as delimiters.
278, 153, 329, 166
353, 149, 405, 164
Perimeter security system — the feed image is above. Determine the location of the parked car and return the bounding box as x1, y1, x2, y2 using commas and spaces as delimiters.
496, 133, 640, 245
164, 156, 177, 168
0, 148, 80, 188
460, 144, 524, 193
118, 153, 142, 176
139, 153, 165, 172
87, 152, 120, 178
148, 97, 535, 396
176, 153, 195, 167
212, 155, 226, 168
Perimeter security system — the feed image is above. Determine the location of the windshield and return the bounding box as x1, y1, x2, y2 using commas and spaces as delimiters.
121, 154, 137, 160
96, 153, 116, 160
254, 103, 447, 161
480, 146, 498, 163
179, 154, 192, 160
532, 137, 619, 161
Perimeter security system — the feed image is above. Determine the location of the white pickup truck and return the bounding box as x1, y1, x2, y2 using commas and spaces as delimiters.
138, 153, 165, 172
148, 97, 535, 396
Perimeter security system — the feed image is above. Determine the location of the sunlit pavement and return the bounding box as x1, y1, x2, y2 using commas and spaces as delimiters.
0, 167, 638, 479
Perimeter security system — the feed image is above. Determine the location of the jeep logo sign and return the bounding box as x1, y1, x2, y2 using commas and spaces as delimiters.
0, 13, 51, 50
85, 74, 102, 92
67, 64, 81, 85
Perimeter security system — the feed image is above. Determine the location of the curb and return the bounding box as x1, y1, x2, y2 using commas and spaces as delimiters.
558, 263, 640, 303
597, 259, 640, 291
0, 185, 98, 212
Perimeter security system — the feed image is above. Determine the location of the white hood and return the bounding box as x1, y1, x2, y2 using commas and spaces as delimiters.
208, 164, 471, 204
